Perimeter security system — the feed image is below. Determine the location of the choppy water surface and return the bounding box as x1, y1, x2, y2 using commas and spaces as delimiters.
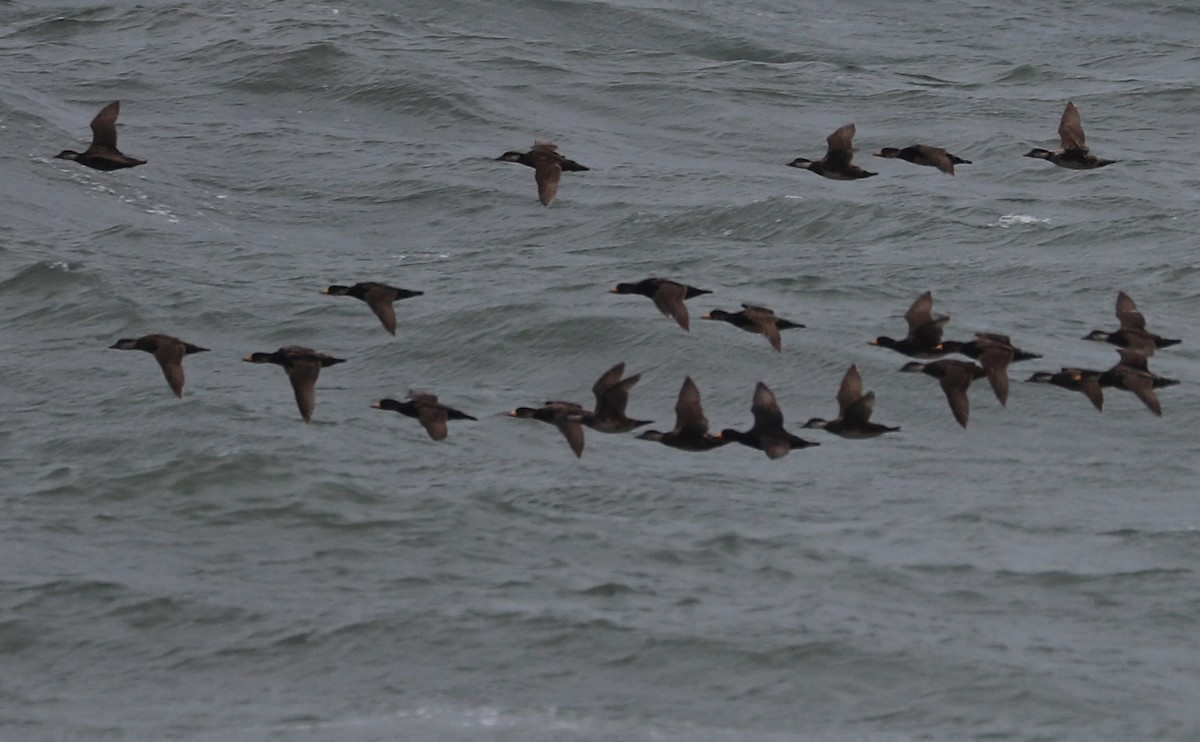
3, 1, 1200, 740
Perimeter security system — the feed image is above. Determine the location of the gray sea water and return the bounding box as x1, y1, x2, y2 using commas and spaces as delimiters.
3, 1, 1200, 739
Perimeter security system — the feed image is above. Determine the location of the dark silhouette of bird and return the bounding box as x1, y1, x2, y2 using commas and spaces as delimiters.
55, 101, 146, 171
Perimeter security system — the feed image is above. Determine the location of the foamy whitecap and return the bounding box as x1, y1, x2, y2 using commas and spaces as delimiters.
991, 214, 1049, 228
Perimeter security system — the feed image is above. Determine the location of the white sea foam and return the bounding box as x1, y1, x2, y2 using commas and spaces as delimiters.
991, 213, 1049, 227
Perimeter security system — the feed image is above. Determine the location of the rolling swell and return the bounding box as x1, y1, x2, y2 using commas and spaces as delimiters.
3, 1, 1200, 741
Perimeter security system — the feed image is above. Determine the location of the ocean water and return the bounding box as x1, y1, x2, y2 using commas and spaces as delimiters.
2, 1, 1200, 739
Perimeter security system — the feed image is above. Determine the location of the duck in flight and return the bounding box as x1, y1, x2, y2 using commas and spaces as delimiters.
109, 334, 208, 397
55, 101, 146, 171
243, 346, 345, 422
1024, 101, 1116, 169
496, 141, 589, 206
638, 376, 728, 451
900, 359, 987, 429
786, 124, 876, 180
321, 282, 423, 336
870, 291, 951, 358
803, 365, 900, 438
610, 278, 712, 332
717, 382, 819, 459
873, 144, 970, 175
1083, 291, 1179, 353
703, 304, 804, 352
372, 392, 477, 440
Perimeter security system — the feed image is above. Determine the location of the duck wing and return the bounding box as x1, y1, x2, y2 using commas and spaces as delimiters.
89, 101, 120, 151
652, 281, 690, 331
936, 364, 975, 428
916, 144, 956, 174
152, 336, 187, 397
835, 365, 864, 418
591, 362, 627, 414
363, 284, 398, 335
750, 381, 785, 431
843, 391, 876, 426
673, 376, 710, 437
1079, 374, 1105, 411
824, 124, 856, 168
903, 291, 936, 335
284, 358, 322, 422
534, 159, 562, 206
977, 346, 1014, 406
405, 392, 449, 440
1123, 373, 1162, 416
1058, 101, 1088, 151
741, 304, 782, 351
1115, 292, 1147, 331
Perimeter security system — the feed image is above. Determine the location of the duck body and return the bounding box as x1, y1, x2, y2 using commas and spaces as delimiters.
874, 144, 970, 175
55, 101, 146, 171
703, 304, 804, 352
109, 334, 208, 397
496, 141, 589, 205
937, 335, 1042, 363
637, 376, 727, 452
804, 416, 900, 439
1024, 148, 1116, 169
243, 346, 345, 422
610, 278, 712, 332
322, 282, 423, 335
787, 124, 876, 180
372, 392, 476, 440
1084, 328, 1180, 352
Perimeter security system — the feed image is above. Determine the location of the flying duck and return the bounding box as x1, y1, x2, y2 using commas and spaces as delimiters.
703, 304, 805, 352
610, 278, 712, 332
900, 359, 987, 428
786, 124, 876, 180
1083, 291, 1179, 353
109, 334, 208, 397
322, 282, 423, 336
637, 376, 728, 451
1026, 368, 1105, 411
1024, 101, 1117, 169
509, 401, 587, 458
584, 362, 652, 433
873, 144, 970, 175
870, 291, 951, 358
243, 346, 345, 422
1097, 349, 1174, 416
717, 382, 819, 458
936, 333, 1035, 406
496, 141, 589, 206
803, 365, 900, 438
55, 101, 146, 171
372, 392, 476, 440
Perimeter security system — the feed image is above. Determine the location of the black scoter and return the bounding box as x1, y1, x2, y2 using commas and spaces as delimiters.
109, 334, 208, 397
55, 101, 146, 171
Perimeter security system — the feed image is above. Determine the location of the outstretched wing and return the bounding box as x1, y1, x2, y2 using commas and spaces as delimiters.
1058, 101, 1087, 151
89, 101, 120, 150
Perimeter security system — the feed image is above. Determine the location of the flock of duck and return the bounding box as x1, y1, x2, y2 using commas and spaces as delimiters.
59, 98, 1173, 459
